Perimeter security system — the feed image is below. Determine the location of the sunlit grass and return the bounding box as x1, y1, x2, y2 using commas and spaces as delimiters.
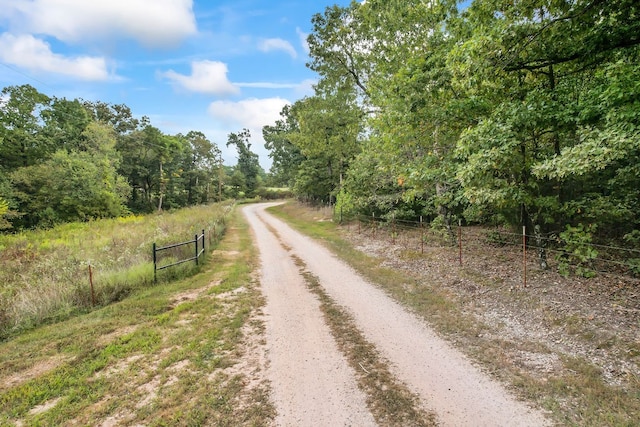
0, 202, 234, 339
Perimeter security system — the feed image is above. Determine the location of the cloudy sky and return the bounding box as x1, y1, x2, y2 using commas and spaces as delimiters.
0, 0, 352, 169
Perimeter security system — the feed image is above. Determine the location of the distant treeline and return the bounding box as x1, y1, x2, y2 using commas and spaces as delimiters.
0, 85, 272, 230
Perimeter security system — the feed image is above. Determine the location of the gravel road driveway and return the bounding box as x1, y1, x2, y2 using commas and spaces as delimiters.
244, 203, 549, 426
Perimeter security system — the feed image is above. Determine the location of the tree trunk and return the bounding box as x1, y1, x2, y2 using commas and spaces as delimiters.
435, 182, 455, 243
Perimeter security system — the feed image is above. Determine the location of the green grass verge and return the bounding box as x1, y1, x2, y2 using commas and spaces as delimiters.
0, 208, 275, 426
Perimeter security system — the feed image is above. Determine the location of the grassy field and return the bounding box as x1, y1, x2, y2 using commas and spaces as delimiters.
0, 202, 233, 339
0, 206, 274, 426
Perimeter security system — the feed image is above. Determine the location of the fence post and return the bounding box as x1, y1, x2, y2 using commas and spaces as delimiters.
458, 219, 462, 266
420, 216, 424, 254
88, 263, 96, 306
195, 234, 199, 266
153, 243, 157, 283
372, 213, 376, 237
392, 213, 396, 245
202, 229, 205, 254
523, 226, 527, 288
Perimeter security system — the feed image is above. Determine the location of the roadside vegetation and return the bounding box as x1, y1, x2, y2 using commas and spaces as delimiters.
0, 201, 233, 340
0, 207, 274, 426
268, 201, 640, 426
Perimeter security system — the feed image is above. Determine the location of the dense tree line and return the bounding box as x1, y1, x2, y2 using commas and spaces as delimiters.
0, 85, 264, 230
264, 0, 640, 254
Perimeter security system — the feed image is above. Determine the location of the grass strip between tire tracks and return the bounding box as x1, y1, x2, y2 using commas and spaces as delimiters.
261, 217, 437, 426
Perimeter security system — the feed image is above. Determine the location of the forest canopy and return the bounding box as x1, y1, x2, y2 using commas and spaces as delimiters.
263, 0, 640, 247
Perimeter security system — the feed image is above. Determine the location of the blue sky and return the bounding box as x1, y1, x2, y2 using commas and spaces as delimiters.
0, 0, 353, 169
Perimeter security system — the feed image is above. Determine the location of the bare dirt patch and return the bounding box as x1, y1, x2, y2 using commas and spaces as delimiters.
344, 225, 640, 391
2, 355, 72, 390
28, 397, 62, 416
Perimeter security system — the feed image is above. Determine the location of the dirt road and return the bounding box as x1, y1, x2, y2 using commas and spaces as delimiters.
244, 203, 550, 426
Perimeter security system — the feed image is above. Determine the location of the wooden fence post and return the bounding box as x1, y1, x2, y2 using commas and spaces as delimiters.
523, 226, 527, 288
420, 216, 424, 254
392, 213, 396, 245
458, 219, 462, 266
88, 263, 95, 306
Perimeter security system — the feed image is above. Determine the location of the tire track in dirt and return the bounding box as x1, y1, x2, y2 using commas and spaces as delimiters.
243, 203, 376, 426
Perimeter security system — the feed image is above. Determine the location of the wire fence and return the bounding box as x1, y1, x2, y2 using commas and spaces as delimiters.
341, 214, 640, 286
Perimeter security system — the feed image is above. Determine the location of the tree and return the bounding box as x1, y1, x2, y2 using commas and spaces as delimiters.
0, 84, 51, 170
10, 122, 130, 227
41, 97, 92, 153
182, 131, 222, 205
308, 3, 373, 101
116, 124, 182, 212
226, 129, 261, 197
263, 105, 304, 187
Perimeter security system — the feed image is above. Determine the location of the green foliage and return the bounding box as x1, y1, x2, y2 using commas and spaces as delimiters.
263, 104, 304, 187
627, 259, 640, 277
0, 84, 51, 170
10, 145, 129, 227
0, 197, 9, 230
0, 84, 228, 229
556, 224, 599, 278
334, 189, 356, 222
263, 0, 640, 260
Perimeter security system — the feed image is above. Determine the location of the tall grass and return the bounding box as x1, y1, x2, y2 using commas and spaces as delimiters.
0, 201, 234, 339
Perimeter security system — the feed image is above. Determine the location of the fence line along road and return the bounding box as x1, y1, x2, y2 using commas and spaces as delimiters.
153, 229, 206, 283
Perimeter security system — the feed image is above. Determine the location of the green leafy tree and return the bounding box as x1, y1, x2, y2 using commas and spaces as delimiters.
263, 104, 304, 187
0, 84, 51, 170
41, 97, 92, 152
10, 122, 129, 227
181, 131, 222, 205
226, 129, 261, 197
308, 3, 373, 100
452, 0, 640, 239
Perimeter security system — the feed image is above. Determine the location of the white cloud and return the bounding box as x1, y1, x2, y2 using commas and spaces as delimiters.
1, 0, 197, 48
296, 27, 310, 55
208, 97, 289, 130
258, 38, 297, 59
208, 97, 290, 169
0, 33, 112, 81
161, 60, 239, 96
236, 82, 298, 89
